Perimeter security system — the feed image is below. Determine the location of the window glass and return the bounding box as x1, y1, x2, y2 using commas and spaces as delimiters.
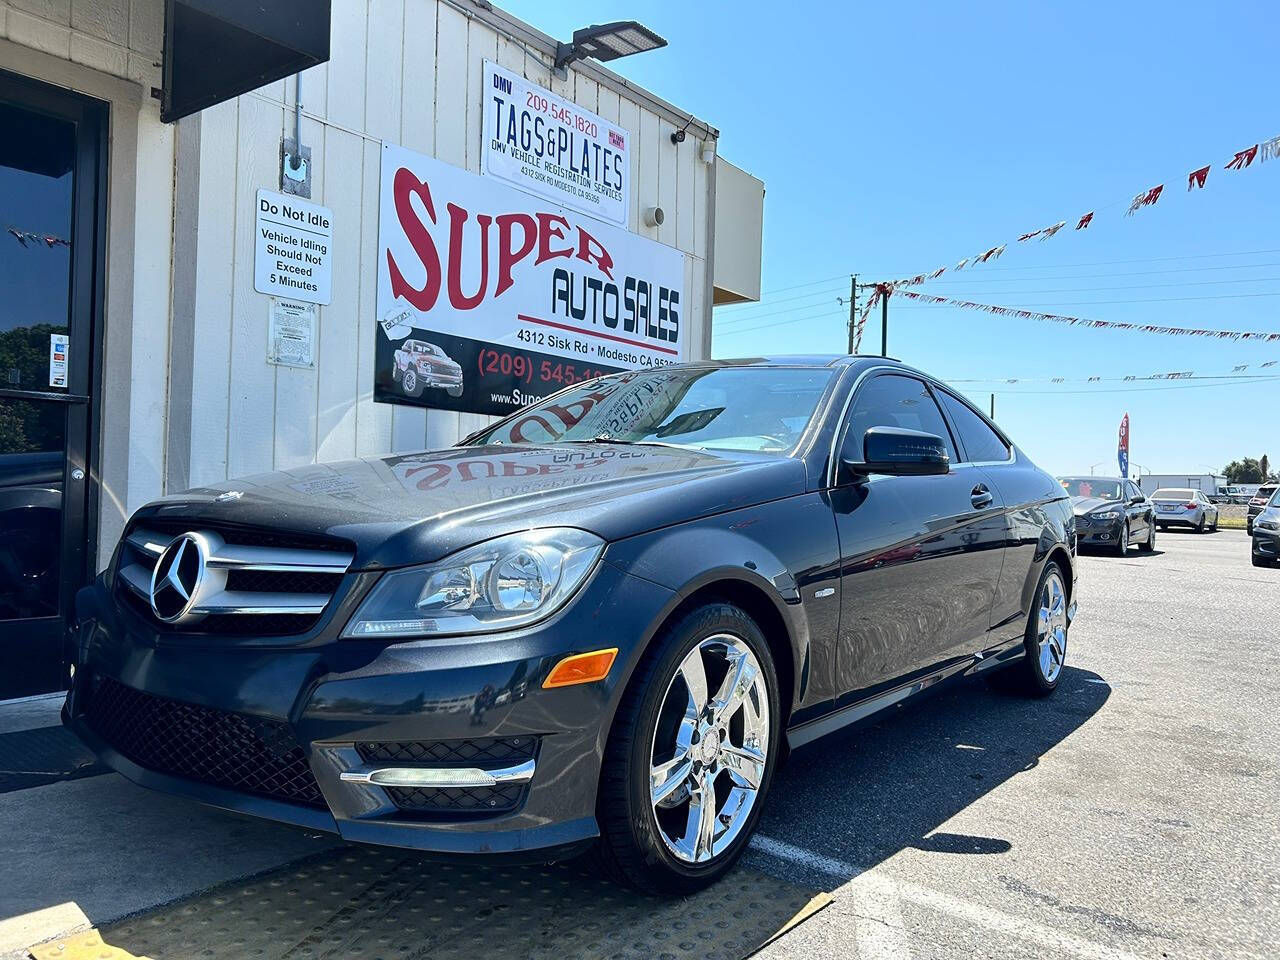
471, 366, 836, 454
1152, 489, 1195, 500
841, 375, 957, 463
1058, 477, 1121, 500
936, 390, 1010, 463
1127, 482, 1142, 501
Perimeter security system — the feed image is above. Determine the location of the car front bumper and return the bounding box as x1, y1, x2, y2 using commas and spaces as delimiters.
1252, 526, 1280, 563
65, 559, 673, 857
1073, 515, 1124, 545
421, 366, 464, 388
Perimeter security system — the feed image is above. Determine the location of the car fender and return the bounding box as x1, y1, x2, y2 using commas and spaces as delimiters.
603, 497, 841, 716
1018, 503, 1075, 618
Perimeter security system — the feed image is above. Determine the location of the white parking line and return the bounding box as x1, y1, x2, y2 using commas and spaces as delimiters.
749, 835, 1148, 960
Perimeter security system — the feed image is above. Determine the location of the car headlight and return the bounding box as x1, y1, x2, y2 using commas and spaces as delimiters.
343, 528, 604, 639
1091, 510, 1121, 521
1258, 518, 1280, 531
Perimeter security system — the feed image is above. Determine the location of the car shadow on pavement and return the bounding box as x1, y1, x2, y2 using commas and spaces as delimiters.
756, 665, 1110, 878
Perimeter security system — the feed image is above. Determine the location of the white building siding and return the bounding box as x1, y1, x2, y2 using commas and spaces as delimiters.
170, 0, 714, 499
0, 0, 721, 569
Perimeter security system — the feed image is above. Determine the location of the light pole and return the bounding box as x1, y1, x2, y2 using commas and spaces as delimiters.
1089, 461, 1104, 475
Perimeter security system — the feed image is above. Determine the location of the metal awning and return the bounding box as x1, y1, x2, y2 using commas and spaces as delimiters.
161, 0, 332, 123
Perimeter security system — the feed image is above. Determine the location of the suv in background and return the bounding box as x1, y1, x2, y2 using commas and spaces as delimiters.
1247, 484, 1279, 536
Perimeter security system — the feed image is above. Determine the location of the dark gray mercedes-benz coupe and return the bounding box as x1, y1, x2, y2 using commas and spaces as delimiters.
66, 356, 1077, 894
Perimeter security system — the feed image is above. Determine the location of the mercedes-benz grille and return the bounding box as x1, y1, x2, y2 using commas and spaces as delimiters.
115, 522, 354, 635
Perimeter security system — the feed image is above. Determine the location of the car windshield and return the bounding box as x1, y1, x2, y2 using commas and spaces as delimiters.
1152, 489, 1195, 500
1264, 486, 1279, 503
1059, 478, 1121, 500
468, 366, 836, 453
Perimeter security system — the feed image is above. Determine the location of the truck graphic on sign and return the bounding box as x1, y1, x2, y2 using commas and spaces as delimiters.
392, 339, 464, 399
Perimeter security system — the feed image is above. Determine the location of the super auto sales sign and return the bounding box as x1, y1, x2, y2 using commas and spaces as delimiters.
375, 142, 686, 417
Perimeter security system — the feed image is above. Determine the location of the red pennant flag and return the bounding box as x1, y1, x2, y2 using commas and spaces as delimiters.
1187, 165, 1209, 190
1076, 211, 1094, 230
1018, 229, 1043, 242
1225, 144, 1258, 170
1125, 184, 1163, 216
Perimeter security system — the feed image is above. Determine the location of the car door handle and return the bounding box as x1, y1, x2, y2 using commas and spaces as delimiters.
970, 484, 993, 510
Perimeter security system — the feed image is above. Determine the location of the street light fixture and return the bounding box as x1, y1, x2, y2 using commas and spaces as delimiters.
554, 21, 668, 74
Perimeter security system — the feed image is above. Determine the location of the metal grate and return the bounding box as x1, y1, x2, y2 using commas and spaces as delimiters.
117, 585, 323, 637
356, 737, 537, 766
84, 675, 325, 808
386, 782, 526, 815
356, 738, 538, 817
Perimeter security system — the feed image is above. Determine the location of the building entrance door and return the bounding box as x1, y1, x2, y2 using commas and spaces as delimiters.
0, 71, 105, 700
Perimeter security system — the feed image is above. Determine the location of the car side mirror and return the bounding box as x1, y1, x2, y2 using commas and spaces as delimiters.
843, 426, 951, 479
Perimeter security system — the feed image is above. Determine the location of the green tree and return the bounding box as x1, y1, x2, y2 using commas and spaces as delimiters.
1261, 454, 1272, 482
1223, 458, 1265, 483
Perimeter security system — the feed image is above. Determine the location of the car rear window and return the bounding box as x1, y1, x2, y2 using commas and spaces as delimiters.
1151, 489, 1195, 500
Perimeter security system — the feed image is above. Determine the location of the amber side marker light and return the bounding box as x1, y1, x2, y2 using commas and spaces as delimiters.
543, 648, 619, 689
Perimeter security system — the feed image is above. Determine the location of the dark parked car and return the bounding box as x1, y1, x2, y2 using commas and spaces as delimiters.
1247, 483, 1278, 536
66, 357, 1077, 894
1058, 476, 1155, 555
1251, 486, 1280, 567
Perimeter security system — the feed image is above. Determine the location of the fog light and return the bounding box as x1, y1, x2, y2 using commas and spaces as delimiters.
543, 648, 619, 688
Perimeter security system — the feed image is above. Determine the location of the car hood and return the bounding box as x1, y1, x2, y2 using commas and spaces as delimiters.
134, 444, 807, 569
1071, 497, 1123, 515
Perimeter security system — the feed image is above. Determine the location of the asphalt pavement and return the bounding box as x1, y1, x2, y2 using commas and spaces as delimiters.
748, 527, 1279, 959
4, 528, 1276, 959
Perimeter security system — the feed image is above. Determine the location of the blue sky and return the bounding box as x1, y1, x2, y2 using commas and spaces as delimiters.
503, 1, 1280, 478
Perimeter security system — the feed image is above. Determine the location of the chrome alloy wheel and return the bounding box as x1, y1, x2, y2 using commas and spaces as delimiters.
1037, 571, 1068, 683
649, 634, 771, 864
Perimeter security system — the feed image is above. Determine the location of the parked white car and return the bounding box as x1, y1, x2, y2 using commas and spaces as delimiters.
1150, 488, 1219, 533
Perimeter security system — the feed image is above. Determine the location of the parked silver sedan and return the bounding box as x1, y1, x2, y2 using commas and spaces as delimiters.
1151, 488, 1219, 533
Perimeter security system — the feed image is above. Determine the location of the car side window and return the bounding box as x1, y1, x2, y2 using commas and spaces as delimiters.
936, 390, 1011, 463
1127, 482, 1143, 502
841, 374, 958, 464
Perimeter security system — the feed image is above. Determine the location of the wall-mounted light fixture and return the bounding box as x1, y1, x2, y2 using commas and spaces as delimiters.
554, 21, 667, 76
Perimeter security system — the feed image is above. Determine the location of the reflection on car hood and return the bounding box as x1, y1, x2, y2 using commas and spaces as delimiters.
1071, 497, 1122, 515
138, 444, 807, 569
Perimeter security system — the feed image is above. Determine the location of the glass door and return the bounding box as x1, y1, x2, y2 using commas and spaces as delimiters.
0, 72, 105, 699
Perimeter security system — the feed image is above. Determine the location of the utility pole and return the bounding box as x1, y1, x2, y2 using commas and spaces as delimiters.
880, 286, 889, 357
845, 275, 858, 355
989, 394, 995, 420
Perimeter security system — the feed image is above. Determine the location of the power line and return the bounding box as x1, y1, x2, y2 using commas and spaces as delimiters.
907, 276, 1280, 296
896, 291, 1280, 308
756, 274, 850, 297
973, 375, 1280, 395
714, 285, 847, 322
713, 306, 845, 337
889, 247, 1280, 275
924, 261, 1280, 284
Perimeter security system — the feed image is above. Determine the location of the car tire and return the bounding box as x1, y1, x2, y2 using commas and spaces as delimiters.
1252, 554, 1268, 567
1116, 523, 1130, 556
990, 560, 1069, 698
1210, 514, 1219, 532
1140, 522, 1155, 552
401, 367, 424, 398
1195, 515, 1206, 534
593, 602, 781, 895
